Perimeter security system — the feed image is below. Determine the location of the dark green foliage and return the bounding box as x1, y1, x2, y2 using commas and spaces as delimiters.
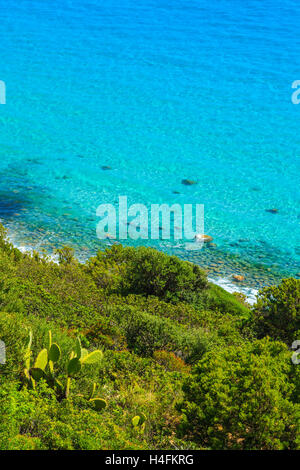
252, 278, 300, 344
107, 304, 223, 361
87, 245, 208, 301
112, 306, 185, 357
178, 339, 299, 450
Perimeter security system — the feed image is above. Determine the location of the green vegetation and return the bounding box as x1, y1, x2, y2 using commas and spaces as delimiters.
252, 278, 300, 344
0, 226, 299, 450
24, 330, 105, 408
178, 339, 299, 450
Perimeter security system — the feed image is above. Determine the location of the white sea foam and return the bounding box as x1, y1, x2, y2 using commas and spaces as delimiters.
5, 229, 59, 263
209, 276, 258, 305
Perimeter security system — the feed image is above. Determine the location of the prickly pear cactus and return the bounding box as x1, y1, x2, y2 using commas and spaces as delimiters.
90, 398, 107, 411
23, 330, 106, 410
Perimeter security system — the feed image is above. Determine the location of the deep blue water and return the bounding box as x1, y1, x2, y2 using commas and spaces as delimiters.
0, 0, 299, 289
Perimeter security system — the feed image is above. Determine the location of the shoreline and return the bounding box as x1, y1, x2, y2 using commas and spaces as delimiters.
208, 276, 258, 305
5, 226, 259, 305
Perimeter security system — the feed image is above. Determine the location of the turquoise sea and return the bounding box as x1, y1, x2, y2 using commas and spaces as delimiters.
0, 0, 299, 295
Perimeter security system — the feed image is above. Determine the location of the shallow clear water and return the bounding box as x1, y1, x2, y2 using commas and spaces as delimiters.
0, 0, 299, 290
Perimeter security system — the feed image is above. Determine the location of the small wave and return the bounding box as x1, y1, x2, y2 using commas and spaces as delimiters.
5, 230, 59, 263
209, 276, 258, 305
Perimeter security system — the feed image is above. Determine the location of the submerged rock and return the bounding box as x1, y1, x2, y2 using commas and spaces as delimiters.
101, 165, 112, 171
181, 179, 197, 186
207, 242, 217, 248
265, 208, 278, 214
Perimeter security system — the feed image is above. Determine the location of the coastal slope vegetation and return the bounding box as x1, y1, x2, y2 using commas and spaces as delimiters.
0, 226, 299, 450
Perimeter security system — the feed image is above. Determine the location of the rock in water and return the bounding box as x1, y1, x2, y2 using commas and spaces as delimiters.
194, 234, 213, 243
181, 179, 197, 186
265, 208, 278, 214
232, 274, 245, 282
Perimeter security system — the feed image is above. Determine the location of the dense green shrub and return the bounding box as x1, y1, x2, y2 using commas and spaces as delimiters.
252, 278, 300, 344
108, 305, 217, 360
111, 306, 186, 356
111, 294, 248, 348
178, 338, 299, 450
0, 312, 28, 380
87, 245, 208, 301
